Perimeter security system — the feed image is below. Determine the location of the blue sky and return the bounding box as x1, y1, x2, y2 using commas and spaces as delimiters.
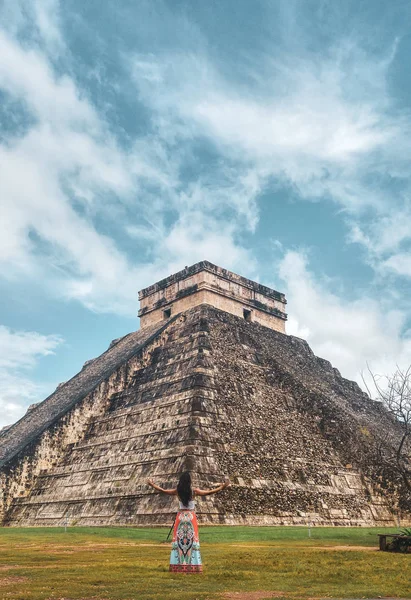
1, 0, 411, 427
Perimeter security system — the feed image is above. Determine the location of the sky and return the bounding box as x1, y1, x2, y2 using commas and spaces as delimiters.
1, 0, 411, 428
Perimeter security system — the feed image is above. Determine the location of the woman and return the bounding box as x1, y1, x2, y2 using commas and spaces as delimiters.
147, 472, 230, 573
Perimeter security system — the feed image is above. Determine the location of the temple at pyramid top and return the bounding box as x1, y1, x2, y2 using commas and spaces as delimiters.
138, 260, 287, 332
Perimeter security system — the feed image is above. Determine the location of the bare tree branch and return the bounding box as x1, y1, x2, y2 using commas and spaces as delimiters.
368, 365, 411, 498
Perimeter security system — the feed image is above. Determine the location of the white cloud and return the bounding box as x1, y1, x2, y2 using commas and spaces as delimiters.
0, 326, 62, 370
381, 253, 411, 278
0, 27, 177, 315
348, 205, 411, 278
3, 0, 406, 328
278, 251, 411, 387
161, 216, 255, 276
1, 0, 410, 376
131, 40, 408, 207
0, 326, 63, 428
130, 28, 411, 290
32, 0, 64, 52
0, 11, 259, 317
0, 0, 64, 52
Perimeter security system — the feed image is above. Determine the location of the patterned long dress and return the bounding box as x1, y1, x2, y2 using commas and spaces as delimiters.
169, 501, 203, 573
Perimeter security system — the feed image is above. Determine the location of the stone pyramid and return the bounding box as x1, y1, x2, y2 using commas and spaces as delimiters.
0, 262, 409, 527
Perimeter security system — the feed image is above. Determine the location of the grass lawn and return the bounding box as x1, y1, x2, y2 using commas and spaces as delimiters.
0, 526, 409, 600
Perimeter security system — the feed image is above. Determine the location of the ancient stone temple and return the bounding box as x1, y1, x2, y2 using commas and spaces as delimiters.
0, 261, 409, 527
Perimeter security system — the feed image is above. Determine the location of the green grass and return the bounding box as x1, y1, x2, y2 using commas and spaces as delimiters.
0, 526, 409, 600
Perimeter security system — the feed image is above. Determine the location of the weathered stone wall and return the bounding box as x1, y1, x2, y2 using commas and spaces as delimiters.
3, 305, 410, 527
138, 261, 287, 332
0, 321, 171, 471
0, 318, 179, 525
140, 288, 286, 333
201, 308, 408, 525
0, 380, 111, 522
3, 313, 220, 526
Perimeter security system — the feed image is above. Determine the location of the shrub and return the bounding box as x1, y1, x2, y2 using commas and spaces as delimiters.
390, 528, 411, 553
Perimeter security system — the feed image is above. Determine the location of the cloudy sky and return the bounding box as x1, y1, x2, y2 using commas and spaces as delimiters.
1, 0, 411, 427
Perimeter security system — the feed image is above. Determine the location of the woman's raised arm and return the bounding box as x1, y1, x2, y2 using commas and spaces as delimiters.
194, 479, 231, 497
147, 479, 177, 495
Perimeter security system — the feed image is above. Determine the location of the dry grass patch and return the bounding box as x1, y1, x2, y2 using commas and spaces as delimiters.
308, 545, 378, 551
0, 575, 28, 585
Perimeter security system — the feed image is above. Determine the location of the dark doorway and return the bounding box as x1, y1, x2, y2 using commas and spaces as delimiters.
243, 309, 252, 322
163, 308, 171, 319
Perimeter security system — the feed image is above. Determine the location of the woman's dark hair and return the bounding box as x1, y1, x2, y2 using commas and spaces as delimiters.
177, 471, 193, 507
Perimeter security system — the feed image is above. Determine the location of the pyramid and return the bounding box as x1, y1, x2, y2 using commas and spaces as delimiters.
0, 261, 409, 527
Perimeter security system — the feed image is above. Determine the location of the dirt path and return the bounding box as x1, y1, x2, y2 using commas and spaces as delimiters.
221, 593, 286, 600
220, 594, 411, 600
230, 544, 377, 552
2, 542, 379, 553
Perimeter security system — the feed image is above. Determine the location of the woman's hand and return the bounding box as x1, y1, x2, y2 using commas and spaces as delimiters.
222, 478, 231, 489
147, 478, 154, 486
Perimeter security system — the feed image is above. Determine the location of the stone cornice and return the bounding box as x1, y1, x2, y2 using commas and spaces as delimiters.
138, 260, 286, 304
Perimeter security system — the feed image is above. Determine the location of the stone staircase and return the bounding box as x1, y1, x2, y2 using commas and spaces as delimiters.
2, 305, 407, 527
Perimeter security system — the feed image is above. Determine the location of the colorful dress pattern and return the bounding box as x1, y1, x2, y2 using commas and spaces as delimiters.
169, 501, 203, 573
